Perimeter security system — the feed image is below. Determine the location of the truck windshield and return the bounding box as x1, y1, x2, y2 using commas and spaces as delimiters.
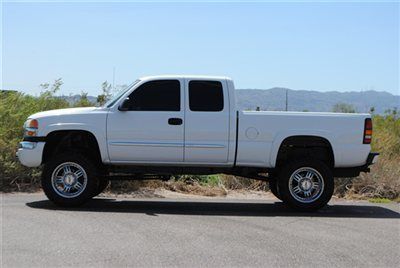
104, 79, 140, 108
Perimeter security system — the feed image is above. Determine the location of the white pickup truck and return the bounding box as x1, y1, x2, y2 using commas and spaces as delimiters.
17, 75, 378, 211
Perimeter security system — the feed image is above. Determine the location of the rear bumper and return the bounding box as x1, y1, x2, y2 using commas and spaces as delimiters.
16, 142, 45, 167
366, 152, 379, 165
334, 152, 379, 178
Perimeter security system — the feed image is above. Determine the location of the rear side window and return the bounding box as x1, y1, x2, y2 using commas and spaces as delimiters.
126, 80, 180, 111
189, 80, 224, 112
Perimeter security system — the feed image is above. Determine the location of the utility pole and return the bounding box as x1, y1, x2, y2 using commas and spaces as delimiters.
112, 67, 116, 91
285, 89, 288, 111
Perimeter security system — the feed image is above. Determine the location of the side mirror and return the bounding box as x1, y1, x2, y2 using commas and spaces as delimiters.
118, 98, 130, 111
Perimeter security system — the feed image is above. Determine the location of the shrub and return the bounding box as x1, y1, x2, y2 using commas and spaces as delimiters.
334, 113, 400, 200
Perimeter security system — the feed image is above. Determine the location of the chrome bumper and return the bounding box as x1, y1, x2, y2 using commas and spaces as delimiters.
16, 142, 45, 167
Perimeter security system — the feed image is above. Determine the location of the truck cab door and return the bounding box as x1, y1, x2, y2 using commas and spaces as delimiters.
183, 79, 230, 164
107, 79, 184, 163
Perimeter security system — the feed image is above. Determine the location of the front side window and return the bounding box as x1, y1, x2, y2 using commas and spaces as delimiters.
189, 80, 224, 112
125, 80, 180, 111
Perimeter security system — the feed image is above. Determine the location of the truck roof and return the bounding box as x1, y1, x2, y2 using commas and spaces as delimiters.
139, 74, 232, 81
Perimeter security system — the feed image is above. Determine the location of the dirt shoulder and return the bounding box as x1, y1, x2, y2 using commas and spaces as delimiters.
100, 188, 276, 200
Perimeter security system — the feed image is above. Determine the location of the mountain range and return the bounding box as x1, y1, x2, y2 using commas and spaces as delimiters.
235, 88, 399, 113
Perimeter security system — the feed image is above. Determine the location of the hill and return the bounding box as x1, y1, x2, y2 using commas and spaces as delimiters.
236, 88, 399, 113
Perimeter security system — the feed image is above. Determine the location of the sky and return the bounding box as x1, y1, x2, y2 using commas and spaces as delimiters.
2, 1, 399, 96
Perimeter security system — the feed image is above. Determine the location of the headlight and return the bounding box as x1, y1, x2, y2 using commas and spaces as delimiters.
24, 119, 39, 137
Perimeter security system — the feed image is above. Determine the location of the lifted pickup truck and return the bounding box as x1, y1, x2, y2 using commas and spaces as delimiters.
17, 75, 378, 210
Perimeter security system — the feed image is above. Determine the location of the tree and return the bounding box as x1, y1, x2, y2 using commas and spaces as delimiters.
369, 107, 375, 114
392, 107, 398, 117
97, 81, 112, 105
332, 103, 356, 113
74, 91, 94, 107
40, 78, 63, 97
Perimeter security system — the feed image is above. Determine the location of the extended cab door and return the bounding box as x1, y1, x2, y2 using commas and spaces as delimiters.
107, 79, 184, 163
184, 79, 230, 163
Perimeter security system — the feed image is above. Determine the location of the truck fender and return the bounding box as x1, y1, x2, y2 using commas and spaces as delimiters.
269, 130, 337, 168
42, 123, 109, 163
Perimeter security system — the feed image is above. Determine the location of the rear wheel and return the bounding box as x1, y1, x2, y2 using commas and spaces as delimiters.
41, 153, 98, 207
278, 159, 334, 211
268, 179, 282, 200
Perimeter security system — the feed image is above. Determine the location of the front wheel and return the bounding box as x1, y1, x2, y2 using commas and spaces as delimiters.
93, 178, 110, 197
41, 153, 98, 207
278, 159, 334, 211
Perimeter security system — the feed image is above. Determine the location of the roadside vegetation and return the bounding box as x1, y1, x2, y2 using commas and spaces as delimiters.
1, 80, 399, 201
334, 108, 400, 201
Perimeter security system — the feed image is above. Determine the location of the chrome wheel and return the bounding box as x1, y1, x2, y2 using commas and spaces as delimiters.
288, 167, 324, 203
51, 162, 88, 198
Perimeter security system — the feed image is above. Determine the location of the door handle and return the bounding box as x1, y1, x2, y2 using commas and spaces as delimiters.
168, 118, 183, 125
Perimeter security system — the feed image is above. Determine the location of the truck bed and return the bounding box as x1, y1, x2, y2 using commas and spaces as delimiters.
236, 111, 371, 168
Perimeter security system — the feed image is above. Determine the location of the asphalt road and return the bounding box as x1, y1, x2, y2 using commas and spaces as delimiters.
2, 193, 400, 267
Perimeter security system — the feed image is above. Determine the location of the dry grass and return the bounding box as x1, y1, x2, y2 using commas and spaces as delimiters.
219, 175, 269, 191
163, 180, 227, 197
334, 156, 400, 200
105, 176, 268, 197
107, 179, 228, 197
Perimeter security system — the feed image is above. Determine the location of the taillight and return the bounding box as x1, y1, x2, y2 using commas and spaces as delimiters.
363, 118, 372, 144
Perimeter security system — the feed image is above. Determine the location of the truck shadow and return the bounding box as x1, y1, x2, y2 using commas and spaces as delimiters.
26, 198, 400, 218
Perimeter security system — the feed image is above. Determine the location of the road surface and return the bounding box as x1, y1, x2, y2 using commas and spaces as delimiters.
2, 193, 400, 267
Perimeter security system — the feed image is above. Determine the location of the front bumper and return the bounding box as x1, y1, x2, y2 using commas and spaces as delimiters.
16, 142, 45, 167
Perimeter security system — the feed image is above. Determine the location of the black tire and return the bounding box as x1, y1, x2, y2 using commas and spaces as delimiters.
93, 178, 110, 197
41, 153, 99, 207
277, 159, 334, 211
269, 179, 282, 200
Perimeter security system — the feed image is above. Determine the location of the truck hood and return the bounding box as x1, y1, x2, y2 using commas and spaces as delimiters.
29, 107, 100, 119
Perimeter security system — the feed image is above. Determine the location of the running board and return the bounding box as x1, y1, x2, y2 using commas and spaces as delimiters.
106, 174, 172, 181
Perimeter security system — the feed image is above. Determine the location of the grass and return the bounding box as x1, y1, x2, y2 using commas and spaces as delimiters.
368, 197, 392, 204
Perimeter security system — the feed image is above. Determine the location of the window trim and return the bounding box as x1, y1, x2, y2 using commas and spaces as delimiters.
124, 79, 182, 112
188, 80, 224, 112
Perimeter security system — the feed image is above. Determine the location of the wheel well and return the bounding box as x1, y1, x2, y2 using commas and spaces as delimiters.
42, 130, 102, 164
276, 136, 334, 168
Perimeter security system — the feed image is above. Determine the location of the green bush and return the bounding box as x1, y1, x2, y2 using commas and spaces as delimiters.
175, 175, 221, 187
371, 112, 400, 157
0, 79, 95, 191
